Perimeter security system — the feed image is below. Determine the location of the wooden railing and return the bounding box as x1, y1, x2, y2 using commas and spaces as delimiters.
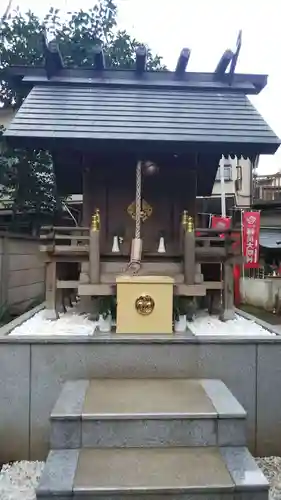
39, 225, 240, 261
40, 225, 241, 314
40, 226, 90, 240
194, 228, 240, 260
40, 226, 90, 256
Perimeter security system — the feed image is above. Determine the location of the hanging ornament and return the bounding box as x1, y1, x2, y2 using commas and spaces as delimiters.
127, 199, 152, 222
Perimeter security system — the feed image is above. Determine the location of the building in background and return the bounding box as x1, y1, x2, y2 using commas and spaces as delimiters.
212, 156, 252, 209
253, 172, 281, 203
196, 156, 252, 227
251, 171, 281, 267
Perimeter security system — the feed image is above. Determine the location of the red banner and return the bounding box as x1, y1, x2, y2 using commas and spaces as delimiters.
211, 216, 231, 239
242, 211, 260, 269
232, 232, 241, 305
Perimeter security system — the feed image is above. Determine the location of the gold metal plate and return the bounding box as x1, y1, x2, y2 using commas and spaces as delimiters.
135, 294, 155, 316
127, 199, 152, 222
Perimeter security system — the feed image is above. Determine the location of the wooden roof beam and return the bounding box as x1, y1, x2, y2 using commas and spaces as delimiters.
214, 49, 234, 78
175, 48, 191, 77
228, 30, 242, 84
136, 45, 147, 74
93, 46, 105, 71
4, 67, 268, 94
42, 32, 63, 79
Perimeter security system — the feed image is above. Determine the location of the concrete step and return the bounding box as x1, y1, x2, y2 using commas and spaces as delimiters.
50, 379, 246, 449
36, 446, 269, 500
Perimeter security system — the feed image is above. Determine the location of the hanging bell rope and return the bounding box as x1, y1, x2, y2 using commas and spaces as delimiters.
124, 160, 143, 274
135, 160, 142, 240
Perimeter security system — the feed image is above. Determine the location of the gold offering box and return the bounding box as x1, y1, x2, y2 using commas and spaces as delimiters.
116, 275, 174, 334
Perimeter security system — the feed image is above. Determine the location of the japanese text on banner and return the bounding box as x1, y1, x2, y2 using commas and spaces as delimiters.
242, 212, 260, 269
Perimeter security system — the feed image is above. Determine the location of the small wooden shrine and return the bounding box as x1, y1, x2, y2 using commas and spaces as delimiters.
3, 33, 280, 328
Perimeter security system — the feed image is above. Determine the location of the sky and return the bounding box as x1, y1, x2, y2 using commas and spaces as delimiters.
1, 0, 281, 174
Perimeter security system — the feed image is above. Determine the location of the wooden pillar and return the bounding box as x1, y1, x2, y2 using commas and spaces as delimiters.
80, 167, 92, 285
87, 216, 100, 320
45, 260, 58, 319
220, 260, 235, 321
195, 263, 203, 284
79, 166, 100, 316
78, 215, 100, 317
89, 228, 100, 283
183, 216, 195, 285
82, 167, 92, 227
220, 234, 235, 320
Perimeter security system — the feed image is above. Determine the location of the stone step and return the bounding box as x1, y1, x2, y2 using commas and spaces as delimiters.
50, 379, 246, 449
36, 446, 269, 500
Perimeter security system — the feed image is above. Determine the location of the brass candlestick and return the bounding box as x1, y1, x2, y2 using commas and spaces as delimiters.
187, 215, 194, 233
91, 214, 98, 232
95, 208, 100, 230
181, 210, 188, 231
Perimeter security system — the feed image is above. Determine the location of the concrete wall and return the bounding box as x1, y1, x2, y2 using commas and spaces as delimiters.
0, 233, 45, 314
0, 334, 281, 462
240, 277, 281, 311
260, 212, 281, 228
212, 156, 251, 207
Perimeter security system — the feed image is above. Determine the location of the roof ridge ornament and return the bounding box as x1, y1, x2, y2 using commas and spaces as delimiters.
175, 48, 191, 77
136, 45, 147, 75
93, 45, 105, 71
214, 30, 242, 84
42, 30, 63, 80
228, 30, 242, 84
3, 27, 268, 95
214, 49, 234, 78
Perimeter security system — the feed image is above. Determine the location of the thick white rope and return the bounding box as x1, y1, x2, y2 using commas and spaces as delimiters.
124, 160, 142, 274
135, 160, 142, 239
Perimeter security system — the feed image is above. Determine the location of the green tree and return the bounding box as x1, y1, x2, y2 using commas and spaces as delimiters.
0, 125, 58, 232
0, 0, 164, 230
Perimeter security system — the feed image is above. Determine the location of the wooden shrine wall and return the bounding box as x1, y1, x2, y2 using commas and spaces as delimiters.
82, 164, 197, 255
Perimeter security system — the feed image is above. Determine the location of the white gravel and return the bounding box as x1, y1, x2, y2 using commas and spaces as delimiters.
257, 457, 281, 500
188, 312, 275, 336
0, 458, 280, 499
9, 308, 98, 336
0, 461, 44, 500
8, 307, 275, 337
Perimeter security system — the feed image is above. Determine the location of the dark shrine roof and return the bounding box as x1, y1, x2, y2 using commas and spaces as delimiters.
2, 36, 281, 195
3, 82, 280, 155
2, 64, 280, 156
